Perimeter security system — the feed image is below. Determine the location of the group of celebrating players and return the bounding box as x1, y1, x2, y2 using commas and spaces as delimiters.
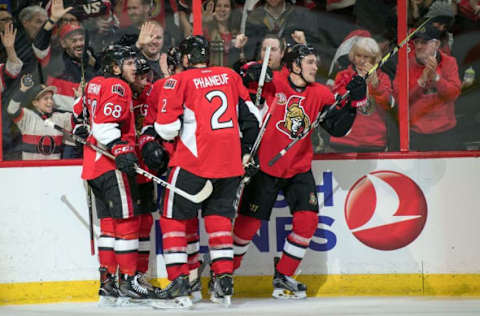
72, 34, 367, 309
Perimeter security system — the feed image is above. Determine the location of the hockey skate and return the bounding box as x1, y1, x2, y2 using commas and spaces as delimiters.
209, 273, 233, 306
117, 273, 156, 306
98, 267, 119, 307
272, 257, 307, 300
151, 275, 193, 309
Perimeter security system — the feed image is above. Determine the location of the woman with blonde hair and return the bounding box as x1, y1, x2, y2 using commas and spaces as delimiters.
328, 36, 393, 152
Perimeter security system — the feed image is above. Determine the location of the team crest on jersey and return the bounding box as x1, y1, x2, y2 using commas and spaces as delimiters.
112, 84, 125, 96
276, 95, 311, 139
164, 78, 177, 89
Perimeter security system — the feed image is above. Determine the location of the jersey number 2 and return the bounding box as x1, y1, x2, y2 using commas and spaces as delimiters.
206, 90, 233, 130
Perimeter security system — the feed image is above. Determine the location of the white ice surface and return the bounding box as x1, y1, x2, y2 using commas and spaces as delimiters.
1, 297, 480, 316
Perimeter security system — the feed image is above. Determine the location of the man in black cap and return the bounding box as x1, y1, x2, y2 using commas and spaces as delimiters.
393, 23, 461, 151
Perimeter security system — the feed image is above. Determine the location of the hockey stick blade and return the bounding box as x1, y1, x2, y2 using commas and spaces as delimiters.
45, 119, 213, 203
136, 167, 213, 203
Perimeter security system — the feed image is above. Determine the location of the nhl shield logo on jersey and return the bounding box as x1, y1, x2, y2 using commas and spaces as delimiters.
164, 78, 177, 89
112, 84, 125, 96
276, 95, 311, 139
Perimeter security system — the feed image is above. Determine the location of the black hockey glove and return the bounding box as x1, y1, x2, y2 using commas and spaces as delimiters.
242, 144, 259, 178
72, 124, 90, 145
240, 61, 273, 86
346, 75, 367, 107
110, 141, 138, 177
141, 141, 169, 175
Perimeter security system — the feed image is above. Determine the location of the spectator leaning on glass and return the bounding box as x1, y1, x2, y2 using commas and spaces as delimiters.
328, 37, 393, 153
7, 78, 73, 160
394, 23, 461, 151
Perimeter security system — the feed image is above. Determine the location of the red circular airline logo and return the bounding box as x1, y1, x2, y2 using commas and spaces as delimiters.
345, 171, 427, 251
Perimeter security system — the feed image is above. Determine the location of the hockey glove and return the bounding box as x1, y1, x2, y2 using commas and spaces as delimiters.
240, 61, 273, 87
346, 75, 367, 108
72, 124, 90, 145
111, 142, 138, 177
242, 144, 259, 178
141, 139, 169, 175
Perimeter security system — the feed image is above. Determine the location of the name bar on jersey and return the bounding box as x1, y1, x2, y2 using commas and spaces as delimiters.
193, 73, 229, 89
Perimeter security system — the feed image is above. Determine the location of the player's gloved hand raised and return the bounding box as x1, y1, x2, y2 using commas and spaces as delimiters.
141, 140, 169, 174
111, 141, 138, 177
346, 75, 367, 107
240, 61, 273, 86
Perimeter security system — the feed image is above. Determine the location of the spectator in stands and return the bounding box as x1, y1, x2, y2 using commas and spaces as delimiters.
33, 0, 95, 158
0, 8, 14, 63
202, 0, 247, 66
328, 37, 393, 153
259, 34, 285, 71
244, 0, 319, 60
135, 20, 167, 80
425, 0, 456, 55
394, 23, 462, 151
1, 19, 24, 160
14, 5, 47, 84
7, 79, 73, 160
33, 0, 96, 113
202, 0, 244, 66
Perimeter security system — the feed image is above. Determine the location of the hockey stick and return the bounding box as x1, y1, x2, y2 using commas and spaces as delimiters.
45, 120, 213, 203
61, 194, 99, 240
85, 183, 95, 255
233, 45, 273, 210
268, 17, 433, 166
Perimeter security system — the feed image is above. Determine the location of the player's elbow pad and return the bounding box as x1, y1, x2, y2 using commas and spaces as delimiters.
154, 120, 181, 141
320, 103, 357, 137
92, 122, 121, 146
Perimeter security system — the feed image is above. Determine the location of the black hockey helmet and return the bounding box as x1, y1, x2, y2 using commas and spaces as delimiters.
179, 35, 210, 65
135, 57, 151, 75
285, 44, 317, 71
102, 44, 137, 75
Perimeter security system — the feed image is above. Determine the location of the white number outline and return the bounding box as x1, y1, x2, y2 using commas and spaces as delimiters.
206, 90, 233, 130
103, 102, 122, 119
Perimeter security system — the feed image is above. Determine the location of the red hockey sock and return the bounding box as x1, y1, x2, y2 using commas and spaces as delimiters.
276, 211, 317, 276
204, 215, 233, 275
232, 214, 261, 271
137, 213, 153, 273
114, 217, 140, 276
98, 218, 117, 274
186, 217, 201, 271
160, 216, 189, 280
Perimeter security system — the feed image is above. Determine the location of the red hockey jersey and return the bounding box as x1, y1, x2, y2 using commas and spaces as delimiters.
155, 66, 260, 178
75, 76, 136, 180
259, 72, 335, 178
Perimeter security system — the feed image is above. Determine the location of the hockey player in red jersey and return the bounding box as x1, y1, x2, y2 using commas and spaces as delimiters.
74, 45, 160, 306
232, 44, 367, 299
140, 46, 206, 303
153, 35, 261, 305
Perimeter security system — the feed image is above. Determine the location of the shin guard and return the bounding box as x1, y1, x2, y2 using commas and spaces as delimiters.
204, 215, 233, 275
277, 211, 318, 276
186, 217, 201, 271
160, 216, 189, 280
114, 216, 140, 276
232, 214, 261, 271
98, 218, 117, 274
137, 213, 153, 274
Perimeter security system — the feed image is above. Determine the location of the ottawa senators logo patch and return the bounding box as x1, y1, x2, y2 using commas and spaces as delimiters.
276, 95, 311, 139
164, 79, 177, 89
309, 192, 318, 206
112, 84, 125, 96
